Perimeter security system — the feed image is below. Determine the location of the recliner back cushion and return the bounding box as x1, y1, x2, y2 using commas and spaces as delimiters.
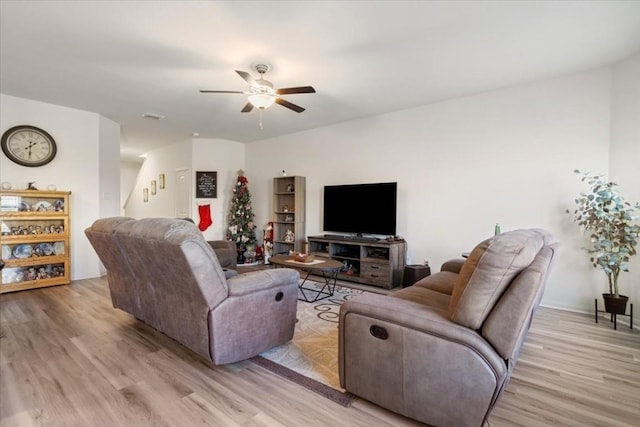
482, 245, 555, 360
449, 229, 545, 329
114, 218, 229, 359
85, 217, 139, 315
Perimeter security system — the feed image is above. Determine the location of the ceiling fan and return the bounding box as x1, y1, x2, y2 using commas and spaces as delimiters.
200, 64, 315, 113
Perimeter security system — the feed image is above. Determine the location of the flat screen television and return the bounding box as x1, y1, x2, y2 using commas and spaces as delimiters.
323, 182, 397, 237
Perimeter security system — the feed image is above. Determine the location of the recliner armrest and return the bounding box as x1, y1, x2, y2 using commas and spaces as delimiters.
207, 240, 237, 270
339, 293, 508, 427
226, 269, 299, 296
208, 239, 235, 252
340, 293, 503, 368
441, 258, 465, 274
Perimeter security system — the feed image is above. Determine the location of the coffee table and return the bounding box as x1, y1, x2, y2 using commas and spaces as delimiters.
269, 255, 343, 302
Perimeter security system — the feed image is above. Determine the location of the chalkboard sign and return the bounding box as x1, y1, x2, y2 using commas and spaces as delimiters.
196, 171, 217, 198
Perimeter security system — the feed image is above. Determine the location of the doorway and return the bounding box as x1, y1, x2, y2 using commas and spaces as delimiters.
175, 168, 191, 218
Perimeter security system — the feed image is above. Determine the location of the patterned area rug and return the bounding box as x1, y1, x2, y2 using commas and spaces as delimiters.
250, 282, 364, 406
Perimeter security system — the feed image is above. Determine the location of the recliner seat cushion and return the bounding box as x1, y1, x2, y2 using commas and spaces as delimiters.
391, 285, 451, 312
412, 271, 458, 295
449, 229, 545, 329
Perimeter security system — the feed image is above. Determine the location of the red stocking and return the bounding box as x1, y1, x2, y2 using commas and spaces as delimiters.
198, 204, 212, 231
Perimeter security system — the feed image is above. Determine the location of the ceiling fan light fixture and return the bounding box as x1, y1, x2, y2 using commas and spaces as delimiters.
248, 93, 276, 109
201, 63, 313, 114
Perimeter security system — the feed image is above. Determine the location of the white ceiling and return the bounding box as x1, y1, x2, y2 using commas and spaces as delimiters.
2, 1, 640, 162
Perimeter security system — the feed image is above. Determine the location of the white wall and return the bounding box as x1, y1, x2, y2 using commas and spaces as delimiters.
192, 138, 245, 241
98, 115, 121, 219
123, 138, 245, 242
246, 68, 616, 316
124, 140, 191, 219
0, 94, 120, 280
3, 59, 636, 324
610, 52, 640, 312
120, 160, 143, 214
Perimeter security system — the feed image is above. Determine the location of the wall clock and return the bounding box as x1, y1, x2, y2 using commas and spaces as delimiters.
1, 125, 57, 167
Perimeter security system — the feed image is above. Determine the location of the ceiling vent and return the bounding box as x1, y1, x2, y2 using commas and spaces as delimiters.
141, 112, 165, 120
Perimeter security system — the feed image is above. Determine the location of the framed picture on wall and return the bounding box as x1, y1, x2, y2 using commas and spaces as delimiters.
143, 188, 149, 202
151, 180, 157, 195
159, 173, 165, 189
196, 171, 217, 198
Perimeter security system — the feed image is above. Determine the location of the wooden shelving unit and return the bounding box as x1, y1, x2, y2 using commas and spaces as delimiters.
1, 190, 71, 293
308, 235, 406, 289
272, 176, 305, 255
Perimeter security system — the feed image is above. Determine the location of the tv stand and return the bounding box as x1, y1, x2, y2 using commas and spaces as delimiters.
308, 235, 406, 289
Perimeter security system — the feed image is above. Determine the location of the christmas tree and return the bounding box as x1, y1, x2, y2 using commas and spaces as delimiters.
226, 170, 257, 264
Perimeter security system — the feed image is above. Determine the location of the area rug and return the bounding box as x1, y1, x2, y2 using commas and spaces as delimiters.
250, 282, 364, 406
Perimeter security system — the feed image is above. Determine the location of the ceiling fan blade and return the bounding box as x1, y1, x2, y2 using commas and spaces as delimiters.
241, 102, 254, 113
236, 70, 257, 86
275, 98, 305, 113
276, 86, 316, 95
200, 90, 245, 94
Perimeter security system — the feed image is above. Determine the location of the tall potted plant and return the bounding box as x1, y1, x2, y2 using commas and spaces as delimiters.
567, 170, 640, 314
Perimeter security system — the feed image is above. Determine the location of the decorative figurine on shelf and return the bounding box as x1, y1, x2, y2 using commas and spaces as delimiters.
27, 181, 38, 190
244, 243, 256, 264
263, 221, 274, 264
286, 184, 295, 193
284, 229, 295, 243
255, 245, 264, 262
283, 204, 289, 212
244, 252, 256, 264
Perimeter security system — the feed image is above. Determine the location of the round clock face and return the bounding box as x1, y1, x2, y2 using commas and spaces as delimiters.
1, 125, 57, 167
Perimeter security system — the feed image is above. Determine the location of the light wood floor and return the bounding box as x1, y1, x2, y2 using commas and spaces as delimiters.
1, 277, 639, 427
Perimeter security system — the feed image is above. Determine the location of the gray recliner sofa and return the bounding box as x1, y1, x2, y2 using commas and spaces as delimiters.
339, 228, 557, 427
85, 217, 299, 365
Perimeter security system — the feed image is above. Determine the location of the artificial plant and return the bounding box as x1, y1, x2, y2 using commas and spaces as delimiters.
567, 169, 640, 297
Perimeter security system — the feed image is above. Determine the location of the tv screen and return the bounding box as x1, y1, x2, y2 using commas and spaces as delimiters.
323, 182, 397, 236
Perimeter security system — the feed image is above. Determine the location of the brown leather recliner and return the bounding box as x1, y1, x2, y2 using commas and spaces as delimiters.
339, 229, 557, 427
86, 217, 299, 365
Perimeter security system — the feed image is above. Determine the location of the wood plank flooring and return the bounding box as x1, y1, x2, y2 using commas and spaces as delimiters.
1, 277, 639, 426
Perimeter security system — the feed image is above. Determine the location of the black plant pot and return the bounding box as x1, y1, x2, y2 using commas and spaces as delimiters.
602, 293, 629, 315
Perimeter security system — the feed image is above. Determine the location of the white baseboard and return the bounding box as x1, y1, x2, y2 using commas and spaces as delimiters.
540, 302, 637, 329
